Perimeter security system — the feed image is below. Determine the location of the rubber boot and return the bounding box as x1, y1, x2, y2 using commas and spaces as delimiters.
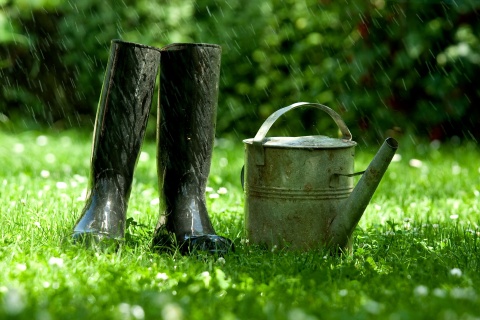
73, 40, 161, 246
152, 43, 234, 255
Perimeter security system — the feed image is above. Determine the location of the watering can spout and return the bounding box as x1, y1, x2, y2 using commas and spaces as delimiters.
330, 137, 398, 250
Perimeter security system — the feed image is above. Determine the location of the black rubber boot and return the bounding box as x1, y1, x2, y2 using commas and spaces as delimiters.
152, 43, 234, 255
73, 40, 161, 247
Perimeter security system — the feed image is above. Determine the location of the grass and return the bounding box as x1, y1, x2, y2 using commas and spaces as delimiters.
0, 129, 479, 319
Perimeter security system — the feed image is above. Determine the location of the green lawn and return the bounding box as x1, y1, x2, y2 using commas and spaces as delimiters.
0, 130, 479, 319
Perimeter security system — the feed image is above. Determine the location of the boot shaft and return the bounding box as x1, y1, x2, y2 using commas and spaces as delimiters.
92, 40, 161, 191
158, 43, 221, 178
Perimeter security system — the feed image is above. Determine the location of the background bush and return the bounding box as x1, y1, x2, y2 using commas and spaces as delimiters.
1, 0, 479, 142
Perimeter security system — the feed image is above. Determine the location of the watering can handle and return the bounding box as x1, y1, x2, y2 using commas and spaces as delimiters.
252, 102, 352, 165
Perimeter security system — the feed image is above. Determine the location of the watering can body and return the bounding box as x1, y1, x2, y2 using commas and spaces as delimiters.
243, 102, 398, 252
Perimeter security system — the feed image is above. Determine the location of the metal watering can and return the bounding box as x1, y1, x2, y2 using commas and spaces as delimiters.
243, 102, 398, 253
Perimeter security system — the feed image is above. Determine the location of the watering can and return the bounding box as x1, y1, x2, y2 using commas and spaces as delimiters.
242, 102, 398, 253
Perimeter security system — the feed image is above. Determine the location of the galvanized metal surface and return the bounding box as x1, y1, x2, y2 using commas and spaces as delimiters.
244, 145, 355, 251
243, 102, 398, 253
243, 135, 357, 149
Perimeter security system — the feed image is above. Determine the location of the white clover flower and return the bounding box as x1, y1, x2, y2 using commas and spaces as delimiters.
56, 182, 68, 189
73, 174, 88, 183
338, 289, 348, 297
45, 153, 56, 163
217, 187, 228, 194
451, 165, 461, 175
3, 287, 26, 315
414, 285, 429, 296
217, 257, 226, 265
36, 135, 48, 146
139, 151, 150, 162
40, 170, 50, 178
363, 299, 383, 314
240, 238, 249, 245
118, 303, 130, 316
392, 154, 402, 162
409, 159, 423, 168
131, 305, 145, 319
150, 198, 160, 206
205, 186, 214, 193
450, 214, 459, 220
156, 273, 169, 280
209, 193, 219, 199
13, 143, 24, 153
450, 287, 476, 300
433, 288, 447, 298
199, 271, 211, 287
16, 264, 27, 271
48, 257, 64, 267
60, 136, 71, 146
450, 268, 462, 277
219, 157, 228, 167
162, 303, 183, 320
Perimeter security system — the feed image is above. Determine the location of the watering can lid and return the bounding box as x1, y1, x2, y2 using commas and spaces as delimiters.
243, 135, 357, 149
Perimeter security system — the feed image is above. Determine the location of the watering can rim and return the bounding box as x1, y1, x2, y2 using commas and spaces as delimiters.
243, 135, 357, 149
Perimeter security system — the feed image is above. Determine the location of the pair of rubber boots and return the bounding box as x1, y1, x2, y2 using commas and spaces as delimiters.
72, 40, 233, 255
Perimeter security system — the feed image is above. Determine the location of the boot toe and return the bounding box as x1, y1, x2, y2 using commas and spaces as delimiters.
179, 234, 235, 255
152, 230, 235, 256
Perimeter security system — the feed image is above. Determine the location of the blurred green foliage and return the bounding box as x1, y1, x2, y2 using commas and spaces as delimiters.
0, 0, 479, 141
